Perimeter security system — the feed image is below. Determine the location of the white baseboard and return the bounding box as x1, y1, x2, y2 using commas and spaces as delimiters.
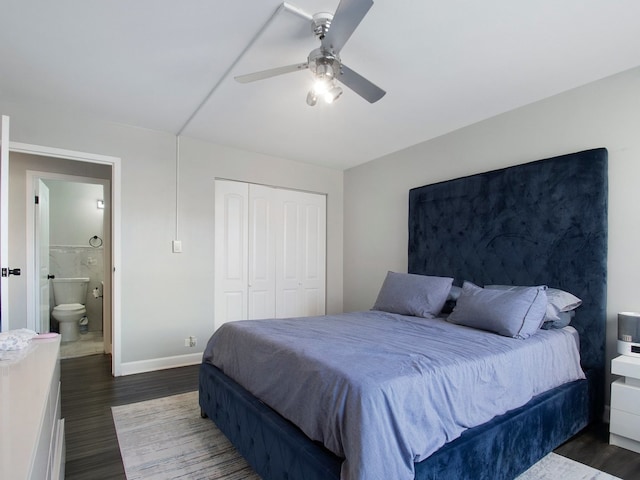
120, 352, 202, 376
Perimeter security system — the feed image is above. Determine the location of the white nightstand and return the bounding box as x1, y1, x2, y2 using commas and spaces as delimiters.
610, 355, 640, 454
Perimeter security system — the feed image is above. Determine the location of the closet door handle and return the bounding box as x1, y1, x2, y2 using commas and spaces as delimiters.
47, 274, 56, 279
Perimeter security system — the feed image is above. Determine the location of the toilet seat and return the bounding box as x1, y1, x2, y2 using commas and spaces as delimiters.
52, 303, 86, 322
53, 303, 85, 314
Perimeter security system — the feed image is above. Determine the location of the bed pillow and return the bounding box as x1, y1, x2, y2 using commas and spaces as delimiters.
485, 285, 582, 322
372, 271, 453, 318
545, 288, 582, 319
540, 311, 574, 330
447, 281, 548, 339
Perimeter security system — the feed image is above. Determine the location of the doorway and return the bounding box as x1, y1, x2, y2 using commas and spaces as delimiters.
27, 173, 111, 357
4, 141, 122, 376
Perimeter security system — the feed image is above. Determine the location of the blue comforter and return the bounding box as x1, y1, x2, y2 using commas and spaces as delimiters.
203, 311, 585, 480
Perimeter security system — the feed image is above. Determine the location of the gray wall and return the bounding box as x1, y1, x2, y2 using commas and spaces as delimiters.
344, 65, 640, 406
2, 104, 343, 371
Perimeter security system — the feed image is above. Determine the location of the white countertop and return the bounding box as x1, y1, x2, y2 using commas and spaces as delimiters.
0, 335, 61, 479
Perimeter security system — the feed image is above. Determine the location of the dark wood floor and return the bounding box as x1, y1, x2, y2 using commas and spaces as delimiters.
62, 354, 640, 480
555, 423, 640, 480
61, 354, 199, 479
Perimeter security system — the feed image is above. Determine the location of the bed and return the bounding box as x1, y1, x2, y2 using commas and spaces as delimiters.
199, 148, 608, 480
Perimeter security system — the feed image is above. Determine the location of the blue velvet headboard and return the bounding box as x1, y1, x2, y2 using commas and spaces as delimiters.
408, 148, 608, 377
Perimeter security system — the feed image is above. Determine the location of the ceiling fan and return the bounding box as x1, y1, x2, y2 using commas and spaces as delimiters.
234, 0, 386, 106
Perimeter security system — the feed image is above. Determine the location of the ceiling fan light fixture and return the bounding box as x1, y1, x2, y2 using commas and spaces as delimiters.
313, 78, 331, 95
306, 90, 318, 106
315, 62, 334, 79
312, 61, 335, 95
234, 0, 386, 105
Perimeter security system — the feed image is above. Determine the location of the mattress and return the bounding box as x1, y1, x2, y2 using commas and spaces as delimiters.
203, 311, 585, 480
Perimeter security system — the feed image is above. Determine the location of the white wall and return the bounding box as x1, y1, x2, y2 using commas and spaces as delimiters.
47, 180, 104, 246
2, 102, 343, 372
344, 65, 640, 405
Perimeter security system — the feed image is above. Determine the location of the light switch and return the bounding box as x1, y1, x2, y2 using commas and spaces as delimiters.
172, 240, 182, 253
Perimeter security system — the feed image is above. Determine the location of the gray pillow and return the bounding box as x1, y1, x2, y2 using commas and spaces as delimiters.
372, 271, 453, 318
545, 288, 582, 320
447, 281, 548, 339
485, 285, 582, 322
541, 311, 575, 330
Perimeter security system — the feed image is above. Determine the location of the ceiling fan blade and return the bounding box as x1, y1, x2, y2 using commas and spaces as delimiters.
234, 63, 308, 83
337, 63, 385, 103
321, 0, 373, 54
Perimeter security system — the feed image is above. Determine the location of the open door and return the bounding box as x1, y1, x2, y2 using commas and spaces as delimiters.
35, 179, 51, 333
1, 116, 10, 331
1, 116, 24, 331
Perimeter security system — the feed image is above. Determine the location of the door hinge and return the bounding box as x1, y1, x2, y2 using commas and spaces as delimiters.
35, 195, 39, 204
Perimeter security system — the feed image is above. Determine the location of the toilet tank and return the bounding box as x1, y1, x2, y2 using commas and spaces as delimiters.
52, 277, 90, 305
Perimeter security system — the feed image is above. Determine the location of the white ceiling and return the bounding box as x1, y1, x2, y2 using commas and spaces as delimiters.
2, 0, 640, 170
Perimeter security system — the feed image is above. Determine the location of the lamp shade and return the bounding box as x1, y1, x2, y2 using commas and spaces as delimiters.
619, 312, 640, 342
618, 312, 640, 357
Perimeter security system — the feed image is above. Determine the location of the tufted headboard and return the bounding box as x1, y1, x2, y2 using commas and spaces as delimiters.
408, 148, 608, 378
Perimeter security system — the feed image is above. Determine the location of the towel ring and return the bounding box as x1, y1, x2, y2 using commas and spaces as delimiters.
89, 235, 103, 248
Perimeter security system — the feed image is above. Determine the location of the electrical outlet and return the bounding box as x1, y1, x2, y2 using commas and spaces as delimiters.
189, 336, 197, 347
184, 337, 191, 347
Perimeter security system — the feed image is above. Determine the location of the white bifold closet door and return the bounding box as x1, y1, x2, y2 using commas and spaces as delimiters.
214, 180, 326, 330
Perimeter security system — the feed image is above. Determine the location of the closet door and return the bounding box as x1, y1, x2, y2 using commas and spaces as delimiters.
247, 184, 276, 320
214, 180, 248, 329
276, 189, 326, 318
215, 181, 326, 328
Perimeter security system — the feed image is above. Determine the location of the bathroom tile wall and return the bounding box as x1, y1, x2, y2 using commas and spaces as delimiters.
50, 246, 104, 332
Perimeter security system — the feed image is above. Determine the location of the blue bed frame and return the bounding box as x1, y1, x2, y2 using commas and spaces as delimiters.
200, 148, 608, 479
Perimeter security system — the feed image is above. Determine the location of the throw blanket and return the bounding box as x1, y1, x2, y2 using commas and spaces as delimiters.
203, 312, 585, 480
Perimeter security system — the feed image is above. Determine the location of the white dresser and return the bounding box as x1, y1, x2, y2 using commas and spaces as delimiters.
0, 335, 65, 479
610, 354, 640, 454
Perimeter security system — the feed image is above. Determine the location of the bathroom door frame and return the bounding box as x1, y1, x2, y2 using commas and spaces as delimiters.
26, 172, 111, 345
12, 141, 122, 376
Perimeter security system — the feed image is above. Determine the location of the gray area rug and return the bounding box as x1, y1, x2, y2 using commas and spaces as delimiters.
112, 391, 621, 480
112, 391, 259, 479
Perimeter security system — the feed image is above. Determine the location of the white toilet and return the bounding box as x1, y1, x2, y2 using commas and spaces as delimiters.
51, 277, 89, 342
